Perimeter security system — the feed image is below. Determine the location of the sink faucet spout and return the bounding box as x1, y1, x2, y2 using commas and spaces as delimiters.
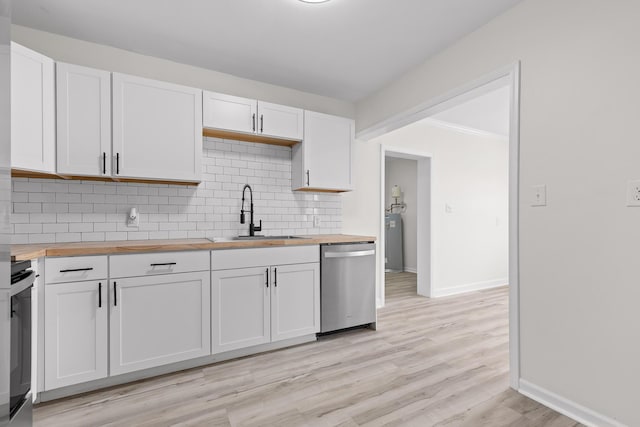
240, 184, 262, 237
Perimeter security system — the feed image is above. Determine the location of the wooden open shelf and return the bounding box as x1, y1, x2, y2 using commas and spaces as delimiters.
202, 128, 300, 147
11, 169, 200, 186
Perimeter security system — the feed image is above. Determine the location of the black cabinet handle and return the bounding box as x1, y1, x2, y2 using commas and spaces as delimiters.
113, 282, 117, 306
252, 113, 256, 132
59, 267, 93, 273
265, 268, 269, 288
150, 262, 177, 267
274, 267, 277, 287
306, 170, 310, 186
116, 153, 120, 175
103, 152, 106, 174
98, 282, 102, 308
260, 115, 264, 133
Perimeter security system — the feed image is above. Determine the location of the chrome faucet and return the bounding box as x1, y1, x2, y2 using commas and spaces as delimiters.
240, 184, 262, 237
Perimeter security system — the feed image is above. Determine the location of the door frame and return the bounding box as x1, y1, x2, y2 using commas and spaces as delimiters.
380, 149, 433, 305
360, 62, 521, 390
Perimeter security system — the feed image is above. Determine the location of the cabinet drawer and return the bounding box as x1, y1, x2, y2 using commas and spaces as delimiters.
45, 256, 108, 284
212, 245, 319, 270
110, 251, 210, 278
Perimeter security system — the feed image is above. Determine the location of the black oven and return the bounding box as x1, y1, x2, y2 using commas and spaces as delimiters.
10, 260, 34, 419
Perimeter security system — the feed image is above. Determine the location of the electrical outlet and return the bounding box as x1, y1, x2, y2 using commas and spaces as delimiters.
313, 216, 321, 227
531, 185, 547, 207
127, 207, 139, 227
626, 180, 640, 206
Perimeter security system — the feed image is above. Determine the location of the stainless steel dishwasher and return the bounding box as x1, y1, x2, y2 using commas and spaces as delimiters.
320, 242, 376, 333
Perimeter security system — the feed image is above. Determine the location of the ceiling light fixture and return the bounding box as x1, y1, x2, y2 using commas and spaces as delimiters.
299, 0, 331, 3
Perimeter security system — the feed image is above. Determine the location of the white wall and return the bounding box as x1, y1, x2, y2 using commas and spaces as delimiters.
385, 158, 418, 273
382, 123, 508, 296
11, 25, 354, 118
347, 0, 640, 424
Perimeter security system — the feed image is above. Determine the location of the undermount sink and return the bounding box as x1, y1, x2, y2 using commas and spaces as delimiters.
209, 235, 309, 242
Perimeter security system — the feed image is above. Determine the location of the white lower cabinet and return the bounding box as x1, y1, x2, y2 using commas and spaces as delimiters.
109, 271, 211, 376
41, 247, 321, 394
211, 246, 320, 354
270, 263, 320, 342
44, 280, 108, 390
211, 267, 270, 353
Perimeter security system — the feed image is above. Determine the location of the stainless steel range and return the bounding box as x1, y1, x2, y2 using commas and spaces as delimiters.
8, 261, 33, 426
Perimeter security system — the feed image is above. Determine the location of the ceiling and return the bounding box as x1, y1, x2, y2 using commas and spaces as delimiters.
429, 85, 511, 136
13, 0, 523, 102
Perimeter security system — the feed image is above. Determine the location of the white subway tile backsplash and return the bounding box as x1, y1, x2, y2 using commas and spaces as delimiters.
11, 138, 342, 244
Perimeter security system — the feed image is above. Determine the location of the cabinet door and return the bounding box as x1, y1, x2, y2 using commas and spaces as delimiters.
257, 101, 303, 141
211, 267, 270, 353
10, 43, 55, 173
271, 263, 320, 342
296, 111, 353, 192
112, 73, 202, 182
109, 271, 211, 376
203, 91, 257, 135
56, 63, 112, 177
44, 280, 108, 390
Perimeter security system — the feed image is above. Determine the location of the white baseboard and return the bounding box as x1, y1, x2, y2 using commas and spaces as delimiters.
431, 278, 507, 297
519, 379, 625, 427
403, 267, 417, 273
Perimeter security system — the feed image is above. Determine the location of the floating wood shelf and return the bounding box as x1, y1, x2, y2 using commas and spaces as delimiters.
294, 187, 351, 194
11, 169, 200, 186
202, 128, 300, 147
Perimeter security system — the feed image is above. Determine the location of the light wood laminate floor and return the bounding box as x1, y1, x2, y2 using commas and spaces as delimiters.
34, 273, 581, 426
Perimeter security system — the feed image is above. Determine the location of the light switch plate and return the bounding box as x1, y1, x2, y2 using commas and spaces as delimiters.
531, 185, 547, 207
626, 180, 640, 206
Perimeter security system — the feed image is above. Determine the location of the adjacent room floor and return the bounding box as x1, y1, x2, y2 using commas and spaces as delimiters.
34, 273, 581, 426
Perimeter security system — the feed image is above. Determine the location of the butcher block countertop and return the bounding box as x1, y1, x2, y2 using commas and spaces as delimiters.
11, 234, 376, 261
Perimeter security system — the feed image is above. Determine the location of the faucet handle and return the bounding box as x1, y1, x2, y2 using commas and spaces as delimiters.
254, 220, 262, 232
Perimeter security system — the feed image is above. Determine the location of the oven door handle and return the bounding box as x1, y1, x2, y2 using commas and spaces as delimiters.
10, 270, 35, 297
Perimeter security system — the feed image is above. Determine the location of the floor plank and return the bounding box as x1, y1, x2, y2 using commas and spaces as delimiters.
34, 272, 581, 426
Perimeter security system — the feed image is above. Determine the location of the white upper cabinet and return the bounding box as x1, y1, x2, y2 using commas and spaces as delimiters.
203, 91, 303, 142
203, 92, 257, 135
112, 73, 202, 182
11, 43, 55, 173
56, 62, 112, 177
257, 101, 303, 141
292, 111, 354, 192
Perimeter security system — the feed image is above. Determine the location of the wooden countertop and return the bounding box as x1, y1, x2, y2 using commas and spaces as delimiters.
11, 235, 376, 260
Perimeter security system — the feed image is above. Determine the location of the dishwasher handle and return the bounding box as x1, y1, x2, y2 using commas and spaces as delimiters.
324, 250, 375, 259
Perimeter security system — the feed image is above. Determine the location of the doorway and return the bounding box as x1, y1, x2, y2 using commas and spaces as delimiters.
366, 64, 520, 388
382, 150, 432, 300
